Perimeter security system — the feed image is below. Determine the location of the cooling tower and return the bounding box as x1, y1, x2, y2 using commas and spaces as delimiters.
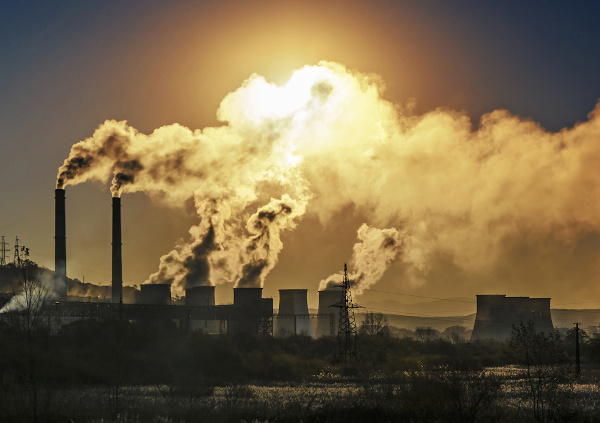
112, 197, 123, 303
54, 188, 67, 296
470, 295, 555, 341
231, 287, 272, 336
185, 285, 216, 307
277, 289, 314, 337
316, 289, 341, 338
140, 283, 171, 305
233, 287, 263, 307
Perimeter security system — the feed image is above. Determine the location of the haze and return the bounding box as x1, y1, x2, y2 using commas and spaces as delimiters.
1, 0, 600, 309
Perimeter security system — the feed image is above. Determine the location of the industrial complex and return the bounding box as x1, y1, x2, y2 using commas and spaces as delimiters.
0, 188, 565, 342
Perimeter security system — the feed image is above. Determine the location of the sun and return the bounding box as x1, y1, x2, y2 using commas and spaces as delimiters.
223, 65, 338, 125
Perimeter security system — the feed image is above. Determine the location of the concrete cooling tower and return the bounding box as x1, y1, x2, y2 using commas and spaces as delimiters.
470, 295, 555, 341
233, 287, 263, 307
140, 283, 171, 305
316, 289, 341, 338
277, 289, 314, 337
185, 286, 216, 307
230, 287, 273, 336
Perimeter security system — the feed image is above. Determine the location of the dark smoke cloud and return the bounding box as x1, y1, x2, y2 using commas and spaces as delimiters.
235, 195, 307, 288
56, 127, 138, 196
112, 159, 144, 194
181, 224, 217, 288
236, 259, 269, 288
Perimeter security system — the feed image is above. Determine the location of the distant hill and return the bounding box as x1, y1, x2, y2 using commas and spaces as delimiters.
0, 264, 140, 303
358, 297, 477, 316
551, 309, 600, 330
354, 311, 476, 332
350, 309, 600, 334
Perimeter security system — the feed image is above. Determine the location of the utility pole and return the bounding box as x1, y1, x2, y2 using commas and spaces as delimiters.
575, 322, 581, 377
333, 263, 362, 362
0, 236, 10, 266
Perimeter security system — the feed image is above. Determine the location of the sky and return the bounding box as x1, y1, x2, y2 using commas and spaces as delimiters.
1, 0, 600, 310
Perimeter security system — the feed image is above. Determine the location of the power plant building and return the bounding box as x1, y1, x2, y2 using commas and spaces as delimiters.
471, 294, 555, 341
49, 189, 341, 339
49, 190, 275, 337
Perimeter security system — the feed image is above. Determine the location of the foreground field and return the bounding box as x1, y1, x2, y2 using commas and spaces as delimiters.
5, 367, 596, 423
3, 310, 600, 422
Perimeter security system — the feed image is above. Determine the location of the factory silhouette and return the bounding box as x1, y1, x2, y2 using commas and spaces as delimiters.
43, 187, 560, 341
52, 188, 343, 338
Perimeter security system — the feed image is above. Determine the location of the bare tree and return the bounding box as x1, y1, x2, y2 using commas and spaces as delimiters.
443, 325, 469, 344
509, 321, 571, 422
415, 326, 439, 342
6, 260, 52, 333
360, 311, 390, 336
4, 260, 54, 423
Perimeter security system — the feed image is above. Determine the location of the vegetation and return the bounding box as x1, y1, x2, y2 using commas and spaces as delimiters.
2, 285, 600, 422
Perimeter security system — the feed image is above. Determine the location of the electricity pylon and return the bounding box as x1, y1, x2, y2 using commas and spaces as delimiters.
333, 263, 362, 362
0, 236, 9, 266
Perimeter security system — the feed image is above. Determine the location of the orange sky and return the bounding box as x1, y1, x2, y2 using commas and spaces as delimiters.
2, 0, 600, 310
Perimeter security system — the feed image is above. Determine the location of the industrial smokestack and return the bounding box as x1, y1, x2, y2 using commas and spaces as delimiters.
54, 188, 67, 296
277, 289, 314, 337
112, 197, 122, 303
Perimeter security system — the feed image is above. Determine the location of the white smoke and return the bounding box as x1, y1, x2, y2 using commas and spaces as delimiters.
0, 264, 61, 314
56, 61, 600, 297
319, 224, 422, 295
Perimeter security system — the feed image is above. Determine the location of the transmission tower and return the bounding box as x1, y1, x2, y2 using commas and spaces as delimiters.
333, 263, 362, 362
13, 237, 28, 267
0, 236, 10, 266
13, 237, 21, 266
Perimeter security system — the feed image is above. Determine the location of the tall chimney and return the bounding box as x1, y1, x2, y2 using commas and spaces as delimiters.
112, 197, 123, 303
54, 188, 67, 294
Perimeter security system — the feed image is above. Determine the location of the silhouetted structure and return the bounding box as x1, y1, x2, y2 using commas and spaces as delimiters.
0, 236, 9, 266
277, 289, 314, 337
316, 289, 339, 338
140, 283, 171, 305
54, 188, 67, 297
231, 287, 273, 337
185, 285, 216, 307
112, 197, 123, 303
334, 264, 361, 361
471, 294, 554, 341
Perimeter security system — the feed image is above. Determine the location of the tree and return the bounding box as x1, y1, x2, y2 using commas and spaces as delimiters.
2, 260, 51, 330
2, 260, 55, 423
508, 321, 571, 422
360, 312, 390, 336
442, 325, 469, 344
415, 326, 439, 342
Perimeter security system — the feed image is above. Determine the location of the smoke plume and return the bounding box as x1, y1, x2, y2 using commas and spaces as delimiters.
236, 194, 307, 288
319, 224, 420, 295
0, 263, 64, 314
57, 61, 600, 298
